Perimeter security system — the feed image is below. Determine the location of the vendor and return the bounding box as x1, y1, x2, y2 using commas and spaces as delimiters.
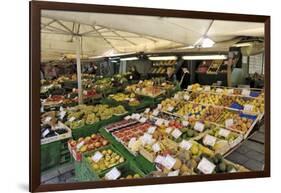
166, 67, 177, 83
179, 67, 191, 89
128, 66, 140, 80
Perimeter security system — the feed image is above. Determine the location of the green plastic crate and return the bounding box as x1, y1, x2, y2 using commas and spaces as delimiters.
40, 138, 71, 172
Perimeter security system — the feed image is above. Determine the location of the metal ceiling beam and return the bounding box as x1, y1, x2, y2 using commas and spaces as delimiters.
55, 20, 75, 35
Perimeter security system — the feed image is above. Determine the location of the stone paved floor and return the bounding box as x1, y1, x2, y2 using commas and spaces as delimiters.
41, 124, 265, 184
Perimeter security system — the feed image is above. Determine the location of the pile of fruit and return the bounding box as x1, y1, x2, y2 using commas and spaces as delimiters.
68, 134, 109, 154
200, 106, 223, 122
160, 98, 180, 112
216, 111, 254, 133
192, 93, 221, 105
109, 93, 140, 106
176, 103, 206, 120
64, 104, 126, 129
86, 148, 125, 173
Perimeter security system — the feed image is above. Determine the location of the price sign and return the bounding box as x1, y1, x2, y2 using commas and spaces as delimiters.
76, 141, 85, 150
45, 116, 52, 122
147, 126, 156, 134
105, 167, 121, 180
167, 106, 174, 112
180, 140, 192, 150
157, 104, 162, 110
59, 111, 66, 119
124, 115, 131, 120
142, 133, 153, 145
216, 88, 223, 93
128, 137, 137, 148
152, 110, 159, 116
197, 157, 216, 174
162, 155, 176, 169
182, 120, 189, 126
69, 117, 76, 122
225, 119, 234, 128
194, 122, 205, 132
154, 155, 165, 164
184, 94, 190, 101
203, 134, 217, 147
171, 129, 182, 139
129, 75, 133, 80
227, 89, 234, 94
152, 143, 161, 153
144, 108, 150, 113
242, 89, 250, 96
244, 104, 254, 112
204, 86, 211, 92
155, 118, 164, 126
91, 151, 103, 163
219, 128, 231, 138
164, 120, 170, 126
132, 113, 141, 120
42, 129, 50, 138
165, 127, 173, 134
168, 170, 179, 176
139, 117, 147, 123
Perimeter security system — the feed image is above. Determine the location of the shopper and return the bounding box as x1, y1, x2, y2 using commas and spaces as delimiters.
179, 67, 190, 89
166, 67, 177, 83
129, 66, 141, 80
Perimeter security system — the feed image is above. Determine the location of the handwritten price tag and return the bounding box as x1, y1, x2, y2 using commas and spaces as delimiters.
203, 134, 217, 147
162, 155, 176, 170
244, 104, 254, 112
242, 89, 250, 97
194, 122, 205, 132
180, 140, 192, 150
225, 119, 234, 128
197, 157, 216, 174
171, 129, 182, 139
182, 120, 189, 126
152, 143, 161, 153
204, 86, 211, 92
105, 167, 121, 180
218, 128, 231, 138
168, 170, 179, 176
91, 151, 103, 163
148, 126, 156, 134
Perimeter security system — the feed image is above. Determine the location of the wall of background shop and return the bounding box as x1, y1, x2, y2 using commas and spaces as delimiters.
127, 59, 153, 75
0, 0, 279, 193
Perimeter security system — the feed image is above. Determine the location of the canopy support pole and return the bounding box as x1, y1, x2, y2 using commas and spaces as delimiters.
75, 36, 83, 104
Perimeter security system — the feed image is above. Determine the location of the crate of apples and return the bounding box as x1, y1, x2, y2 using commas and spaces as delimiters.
68, 133, 109, 161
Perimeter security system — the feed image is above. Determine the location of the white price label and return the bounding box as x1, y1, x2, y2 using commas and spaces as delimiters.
165, 127, 173, 134
132, 113, 141, 120
154, 155, 165, 164
155, 119, 164, 126
162, 155, 176, 170
124, 115, 131, 120
218, 128, 231, 138
69, 117, 76, 122
167, 106, 174, 112
227, 89, 234, 94
242, 89, 250, 96
171, 129, 182, 139
244, 104, 254, 112
182, 120, 189, 126
152, 143, 161, 153
164, 120, 170, 126
204, 86, 211, 92
225, 119, 234, 128
45, 116, 52, 122
180, 140, 192, 150
157, 104, 162, 110
197, 157, 216, 174
91, 151, 103, 163
59, 106, 64, 111
168, 170, 179, 176
152, 110, 159, 116
138, 80, 143, 84
144, 108, 150, 113
203, 134, 217, 147
59, 111, 66, 119
139, 117, 147, 123
42, 129, 50, 138
128, 137, 137, 148
183, 95, 190, 101
105, 167, 121, 180
216, 88, 223, 93
147, 126, 157, 134
142, 133, 153, 145
194, 122, 205, 132
76, 141, 85, 150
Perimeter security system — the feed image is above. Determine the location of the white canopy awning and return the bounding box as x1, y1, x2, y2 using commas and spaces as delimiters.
41, 10, 264, 60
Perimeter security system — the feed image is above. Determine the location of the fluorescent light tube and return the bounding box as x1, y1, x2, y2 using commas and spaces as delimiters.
149, 56, 177, 61
182, 55, 228, 60
120, 57, 138, 61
